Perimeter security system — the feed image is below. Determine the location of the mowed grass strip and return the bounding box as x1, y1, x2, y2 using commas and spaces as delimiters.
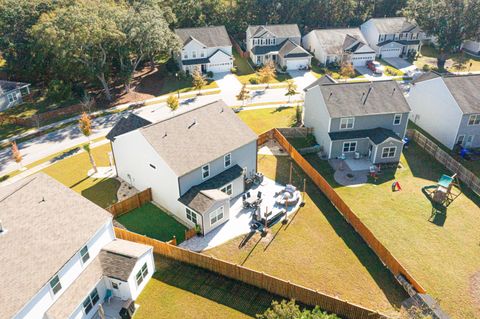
116, 203, 187, 243
207, 154, 407, 316
305, 142, 480, 319
237, 107, 297, 135
133, 256, 280, 319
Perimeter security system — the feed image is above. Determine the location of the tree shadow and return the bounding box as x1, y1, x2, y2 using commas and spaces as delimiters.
81, 178, 119, 208
153, 256, 281, 317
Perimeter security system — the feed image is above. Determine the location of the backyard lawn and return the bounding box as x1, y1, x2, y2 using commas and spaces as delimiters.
116, 203, 187, 243
233, 49, 291, 85
237, 107, 297, 135
133, 256, 279, 319
41, 143, 119, 208
414, 45, 480, 72
207, 154, 407, 316
303, 142, 480, 319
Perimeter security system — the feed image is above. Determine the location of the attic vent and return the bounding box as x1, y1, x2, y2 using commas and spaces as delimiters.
328, 92, 333, 100
39, 197, 46, 203
392, 87, 396, 95
163, 132, 168, 138
188, 119, 197, 129
0, 220, 3, 233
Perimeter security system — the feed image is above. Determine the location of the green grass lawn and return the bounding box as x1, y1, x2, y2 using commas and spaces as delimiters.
157, 75, 218, 95
378, 59, 405, 76
237, 107, 297, 135
414, 45, 480, 72
408, 121, 480, 177
207, 154, 407, 316
303, 143, 480, 319
133, 256, 279, 319
116, 203, 188, 243
41, 143, 119, 208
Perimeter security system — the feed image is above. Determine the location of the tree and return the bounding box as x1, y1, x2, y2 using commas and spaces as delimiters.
192, 67, 207, 94
403, 0, 480, 69
11, 141, 23, 170
258, 61, 276, 88
236, 84, 251, 107
79, 112, 93, 141
257, 299, 340, 319
339, 62, 356, 78
82, 143, 98, 174
285, 80, 297, 103
166, 94, 179, 110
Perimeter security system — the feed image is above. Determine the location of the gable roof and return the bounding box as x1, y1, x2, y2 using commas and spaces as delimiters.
442, 74, 480, 114
248, 24, 301, 38
175, 26, 231, 48
369, 17, 421, 34
314, 80, 411, 117
106, 113, 152, 141
139, 100, 257, 176
329, 127, 403, 144
0, 173, 112, 319
0, 80, 29, 96
310, 28, 373, 55
304, 75, 336, 91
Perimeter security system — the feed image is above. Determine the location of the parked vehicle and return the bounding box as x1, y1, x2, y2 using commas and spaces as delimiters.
367, 61, 384, 74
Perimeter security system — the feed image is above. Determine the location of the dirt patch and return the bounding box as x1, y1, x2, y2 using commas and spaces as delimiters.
470, 271, 480, 314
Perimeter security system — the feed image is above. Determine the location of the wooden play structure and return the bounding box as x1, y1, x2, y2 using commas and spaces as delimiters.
423, 173, 462, 207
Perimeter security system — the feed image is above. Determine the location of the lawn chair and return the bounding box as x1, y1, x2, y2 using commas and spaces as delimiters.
257, 191, 262, 199
104, 289, 113, 304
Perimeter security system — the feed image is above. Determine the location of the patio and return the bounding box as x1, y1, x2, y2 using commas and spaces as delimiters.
179, 176, 302, 252
93, 297, 134, 319
329, 158, 371, 186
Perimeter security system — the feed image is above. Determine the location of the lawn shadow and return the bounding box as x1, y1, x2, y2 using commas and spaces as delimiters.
403, 143, 447, 182
80, 177, 120, 208
153, 256, 280, 317
270, 155, 409, 309
270, 106, 290, 114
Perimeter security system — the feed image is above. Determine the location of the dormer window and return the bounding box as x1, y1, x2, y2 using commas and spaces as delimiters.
340, 117, 354, 130
202, 164, 210, 179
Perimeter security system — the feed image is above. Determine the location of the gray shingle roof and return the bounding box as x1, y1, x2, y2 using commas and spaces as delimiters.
411, 71, 441, 84
303, 75, 336, 91
175, 26, 231, 48
248, 24, 301, 38
316, 80, 411, 117
310, 28, 372, 55
442, 74, 480, 114
251, 42, 285, 55
369, 17, 421, 34
329, 127, 402, 144
0, 173, 112, 319
106, 113, 152, 141
179, 165, 242, 214
99, 250, 137, 281
140, 100, 257, 176
0, 80, 29, 96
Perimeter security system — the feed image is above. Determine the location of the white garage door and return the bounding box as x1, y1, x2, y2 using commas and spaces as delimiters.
381, 48, 402, 58
207, 61, 233, 73
351, 55, 375, 66
286, 59, 309, 70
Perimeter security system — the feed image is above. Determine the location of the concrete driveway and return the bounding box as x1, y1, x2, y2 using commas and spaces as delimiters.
355, 66, 387, 79
383, 57, 417, 73
213, 72, 242, 106
290, 70, 317, 91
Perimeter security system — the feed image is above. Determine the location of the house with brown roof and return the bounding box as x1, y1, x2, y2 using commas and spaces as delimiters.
175, 26, 233, 74
303, 79, 411, 164
0, 173, 154, 319
108, 100, 258, 235
246, 24, 312, 70
407, 72, 480, 149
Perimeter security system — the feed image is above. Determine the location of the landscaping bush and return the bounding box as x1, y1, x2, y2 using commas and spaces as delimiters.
230, 66, 237, 74
46, 79, 72, 102
257, 300, 340, 319
249, 77, 258, 84
281, 65, 287, 72
422, 64, 431, 72
165, 57, 180, 74
206, 71, 214, 78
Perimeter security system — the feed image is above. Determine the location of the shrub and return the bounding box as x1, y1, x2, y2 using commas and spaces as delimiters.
230, 67, 237, 74
206, 71, 214, 78
46, 80, 72, 102
249, 77, 258, 84
422, 64, 431, 72
165, 58, 180, 74
281, 65, 287, 72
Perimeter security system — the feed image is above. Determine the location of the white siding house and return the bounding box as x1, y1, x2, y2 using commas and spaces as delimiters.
462, 39, 480, 57
0, 173, 154, 319
0, 80, 30, 111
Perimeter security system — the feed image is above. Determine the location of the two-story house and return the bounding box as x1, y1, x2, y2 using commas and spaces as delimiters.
174, 26, 233, 74
303, 79, 411, 164
302, 28, 376, 67
246, 24, 312, 70
0, 173, 154, 319
360, 17, 424, 58
407, 72, 480, 150
462, 38, 480, 57
0, 80, 30, 112
108, 100, 258, 235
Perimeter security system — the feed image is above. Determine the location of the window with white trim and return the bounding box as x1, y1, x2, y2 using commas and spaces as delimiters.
468, 114, 480, 125
457, 135, 465, 145
224, 153, 231, 167
186, 207, 198, 224
339, 117, 354, 129
393, 114, 402, 125
135, 263, 149, 286
210, 206, 224, 226
50, 275, 62, 295
343, 141, 357, 153
82, 288, 100, 314
80, 246, 90, 264
202, 164, 210, 179
183, 51, 188, 59
200, 50, 205, 58
192, 51, 197, 58
7, 93, 17, 103
220, 183, 232, 195
381, 146, 396, 158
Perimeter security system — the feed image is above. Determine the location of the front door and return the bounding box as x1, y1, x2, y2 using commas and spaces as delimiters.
466, 135, 474, 148
201, 64, 207, 73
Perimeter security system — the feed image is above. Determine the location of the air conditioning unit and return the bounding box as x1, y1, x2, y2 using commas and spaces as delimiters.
354, 152, 360, 159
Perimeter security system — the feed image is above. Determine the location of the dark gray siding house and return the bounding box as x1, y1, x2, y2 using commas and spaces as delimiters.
0, 80, 30, 112
303, 79, 411, 164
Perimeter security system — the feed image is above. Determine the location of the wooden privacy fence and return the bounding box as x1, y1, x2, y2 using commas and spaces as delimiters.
260, 129, 427, 295
114, 227, 390, 319
407, 129, 480, 195
107, 188, 152, 217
